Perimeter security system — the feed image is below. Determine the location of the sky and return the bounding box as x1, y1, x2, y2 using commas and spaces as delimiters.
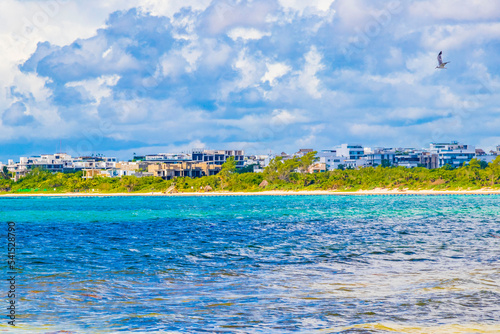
1, 0, 500, 162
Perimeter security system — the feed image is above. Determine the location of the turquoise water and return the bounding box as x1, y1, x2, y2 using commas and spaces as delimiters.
1, 195, 499, 333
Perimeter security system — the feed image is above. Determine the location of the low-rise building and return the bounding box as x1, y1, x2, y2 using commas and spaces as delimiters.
419, 153, 439, 169
336, 144, 365, 160
294, 149, 314, 158
317, 150, 346, 170
307, 163, 327, 173
429, 141, 476, 168
143, 153, 191, 163
365, 148, 396, 167
148, 162, 221, 180
394, 149, 422, 168
192, 149, 245, 167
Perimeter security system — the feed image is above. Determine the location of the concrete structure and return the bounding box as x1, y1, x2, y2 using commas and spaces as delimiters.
148, 162, 221, 180
342, 158, 368, 169
142, 153, 191, 163
365, 148, 396, 167
192, 149, 244, 167
317, 150, 346, 170
294, 149, 314, 158
115, 161, 150, 172
394, 149, 422, 168
85, 169, 138, 179
307, 163, 327, 173
419, 153, 439, 169
429, 142, 476, 168
336, 144, 365, 160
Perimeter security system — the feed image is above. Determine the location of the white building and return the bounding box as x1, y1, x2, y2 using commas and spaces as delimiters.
317, 150, 345, 170
143, 153, 191, 162
192, 149, 245, 167
336, 144, 365, 160
365, 148, 396, 167
429, 142, 476, 168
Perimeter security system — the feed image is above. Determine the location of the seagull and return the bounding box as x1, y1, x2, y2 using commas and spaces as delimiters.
436, 51, 449, 69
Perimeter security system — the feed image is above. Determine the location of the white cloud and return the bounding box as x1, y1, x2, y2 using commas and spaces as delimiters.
278, 0, 335, 14
232, 48, 265, 90
66, 74, 120, 105
227, 27, 270, 41
203, 0, 276, 35
261, 62, 291, 86
420, 23, 500, 51
297, 46, 325, 98
409, 0, 500, 21
140, 0, 213, 18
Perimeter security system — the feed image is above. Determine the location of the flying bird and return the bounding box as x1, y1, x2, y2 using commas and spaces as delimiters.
436, 51, 449, 69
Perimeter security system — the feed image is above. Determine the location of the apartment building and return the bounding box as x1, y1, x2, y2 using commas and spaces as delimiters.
148, 162, 222, 180
429, 142, 476, 168
365, 148, 396, 167
336, 144, 365, 160
191, 149, 245, 167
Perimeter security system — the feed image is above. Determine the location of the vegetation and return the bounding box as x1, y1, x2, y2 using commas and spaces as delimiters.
1, 157, 500, 194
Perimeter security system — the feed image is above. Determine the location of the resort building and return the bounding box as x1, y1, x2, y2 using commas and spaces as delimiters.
336, 144, 365, 160
191, 149, 245, 167
294, 149, 314, 157
394, 149, 422, 168
428, 141, 476, 168
148, 162, 221, 180
419, 153, 439, 169
317, 150, 347, 170
307, 163, 327, 173
142, 153, 192, 163
365, 148, 396, 167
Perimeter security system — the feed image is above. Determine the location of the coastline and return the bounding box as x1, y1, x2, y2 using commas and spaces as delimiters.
1, 188, 500, 197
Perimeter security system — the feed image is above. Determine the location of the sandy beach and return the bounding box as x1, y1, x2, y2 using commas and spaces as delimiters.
1, 188, 500, 197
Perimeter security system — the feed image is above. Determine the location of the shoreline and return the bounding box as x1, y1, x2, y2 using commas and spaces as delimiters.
1, 188, 500, 197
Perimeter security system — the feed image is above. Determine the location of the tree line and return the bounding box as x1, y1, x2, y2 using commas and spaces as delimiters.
1, 153, 500, 193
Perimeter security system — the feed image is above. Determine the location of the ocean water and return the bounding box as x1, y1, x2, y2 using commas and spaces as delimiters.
0, 195, 499, 333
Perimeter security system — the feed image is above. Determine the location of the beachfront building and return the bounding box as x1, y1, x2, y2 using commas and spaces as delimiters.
343, 158, 368, 169
73, 156, 117, 170
148, 162, 221, 180
307, 162, 327, 173
394, 149, 422, 168
16, 153, 75, 173
429, 141, 476, 168
142, 153, 192, 163
191, 149, 245, 167
419, 153, 439, 169
115, 161, 150, 172
336, 144, 365, 160
13, 154, 118, 173
317, 150, 346, 170
365, 148, 396, 167
294, 149, 314, 158
249, 154, 276, 173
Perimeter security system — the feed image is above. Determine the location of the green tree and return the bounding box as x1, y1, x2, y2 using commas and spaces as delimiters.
381, 159, 392, 168
218, 157, 237, 189
298, 151, 318, 173
120, 176, 138, 192
1, 166, 10, 179
0, 179, 12, 192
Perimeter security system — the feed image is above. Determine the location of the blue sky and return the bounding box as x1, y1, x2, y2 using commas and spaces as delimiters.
1, 0, 500, 162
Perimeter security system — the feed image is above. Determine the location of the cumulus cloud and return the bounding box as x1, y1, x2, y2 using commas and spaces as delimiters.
2, 101, 34, 126
409, 0, 500, 21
